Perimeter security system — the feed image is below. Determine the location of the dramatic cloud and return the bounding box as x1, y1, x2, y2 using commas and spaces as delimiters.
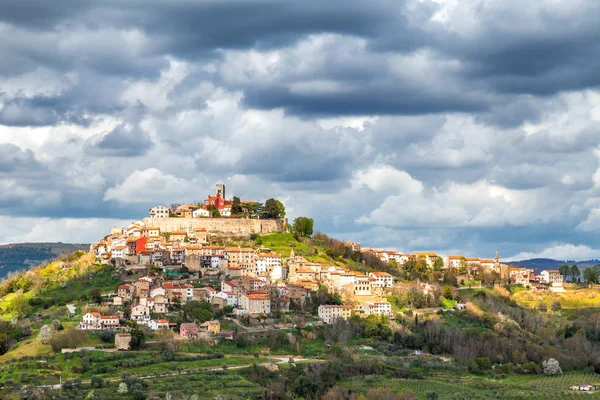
2, 0, 600, 259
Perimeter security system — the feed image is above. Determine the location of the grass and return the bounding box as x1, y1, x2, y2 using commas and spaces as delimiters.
257, 233, 309, 258
0, 338, 52, 361
338, 371, 600, 399
513, 288, 600, 310
33, 266, 120, 309
440, 297, 456, 309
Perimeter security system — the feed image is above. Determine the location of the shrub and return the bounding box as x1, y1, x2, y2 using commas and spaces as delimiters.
91, 375, 103, 388
543, 358, 562, 375
49, 330, 86, 353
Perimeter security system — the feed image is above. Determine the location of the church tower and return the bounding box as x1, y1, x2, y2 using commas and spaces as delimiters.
216, 183, 225, 198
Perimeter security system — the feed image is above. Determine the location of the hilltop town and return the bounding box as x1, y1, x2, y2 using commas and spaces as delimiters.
1, 184, 599, 399
86, 184, 567, 342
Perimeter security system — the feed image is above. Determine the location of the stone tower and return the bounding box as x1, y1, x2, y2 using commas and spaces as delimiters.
216, 183, 225, 198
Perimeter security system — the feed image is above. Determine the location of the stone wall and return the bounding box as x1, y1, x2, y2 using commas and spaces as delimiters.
142, 217, 284, 237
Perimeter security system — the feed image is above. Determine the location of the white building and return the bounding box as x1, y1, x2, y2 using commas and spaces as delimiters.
149, 205, 170, 218
239, 293, 271, 316
254, 253, 282, 275
148, 319, 170, 330
368, 272, 393, 288
216, 291, 238, 307
318, 305, 352, 324
192, 208, 211, 218
111, 246, 127, 259
539, 270, 564, 284
77, 312, 120, 331
131, 305, 151, 323
357, 301, 392, 316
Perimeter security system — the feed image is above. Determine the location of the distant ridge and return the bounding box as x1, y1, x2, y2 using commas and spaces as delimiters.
0, 242, 89, 279
506, 257, 600, 274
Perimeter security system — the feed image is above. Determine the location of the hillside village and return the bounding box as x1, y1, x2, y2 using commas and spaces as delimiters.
86, 184, 567, 346
1, 184, 599, 399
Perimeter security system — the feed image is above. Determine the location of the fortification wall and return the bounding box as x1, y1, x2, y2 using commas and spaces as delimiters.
142, 217, 284, 236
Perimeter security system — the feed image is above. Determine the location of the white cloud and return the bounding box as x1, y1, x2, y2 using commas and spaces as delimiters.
357, 180, 554, 228
0, 217, 130, 245
509, 244, 600, 261
354, 164, 423, 194
103, 168, 205, 205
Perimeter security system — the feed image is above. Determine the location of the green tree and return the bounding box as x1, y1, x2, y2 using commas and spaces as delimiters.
207, 204, 221, 218
275, 200, 286, 219
433, 256, 444, 271
558, 265, 570, 281
182, 301, 213, 323
264, 198, 280, 219
583, 267, 598, 284
570, 265, 580, 283
244, 202, 264, 219
9, 291, 31, 318
129, 328, 145, 350
90, 288, 102, 304
442, 284, 453, 300
231, 196, 243, 216
293, 217, 314, 237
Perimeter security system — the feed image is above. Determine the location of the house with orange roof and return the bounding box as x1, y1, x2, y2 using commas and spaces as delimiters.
149, 205, 170, 218
239, 293, 271, 315
199, 320, 221, 335
444, 255, 465, 269
318, 304, 352, 323
78, 312, 120, 331
368, 271, 393, 288
148, 319, 170, 330
254, 253, 282, 275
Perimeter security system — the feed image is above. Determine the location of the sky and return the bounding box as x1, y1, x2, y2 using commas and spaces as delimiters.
2, 0, 600, 261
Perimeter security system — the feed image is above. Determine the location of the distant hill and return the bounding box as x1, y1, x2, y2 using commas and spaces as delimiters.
0, 242, 89, 279
506, 257, 600, 276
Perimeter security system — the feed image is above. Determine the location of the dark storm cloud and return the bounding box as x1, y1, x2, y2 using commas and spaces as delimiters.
3, 0, 600, 123
86, 124, 153, 157
242, 84, 486, 117
3, 0, 600, 257
0, 144, 41, 173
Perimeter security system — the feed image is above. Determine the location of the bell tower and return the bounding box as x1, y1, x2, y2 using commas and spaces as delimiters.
216, 183, 225, 198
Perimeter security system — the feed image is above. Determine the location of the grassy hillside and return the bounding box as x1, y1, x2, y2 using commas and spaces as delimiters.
0, 242, 89, 279
0, 251, 115, 320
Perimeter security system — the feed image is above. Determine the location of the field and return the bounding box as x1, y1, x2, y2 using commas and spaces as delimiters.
0, 350, 275, 384
257, 233, 310, 258
339, 371, 600, 399
513, 287, 600, 310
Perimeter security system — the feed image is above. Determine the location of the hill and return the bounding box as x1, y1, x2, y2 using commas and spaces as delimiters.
0, 242, 89, 279
506, 257, 600, 277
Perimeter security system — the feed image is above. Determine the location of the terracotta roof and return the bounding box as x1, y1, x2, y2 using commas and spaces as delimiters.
225, 247, 255, 252
88, 312, 101, 317
101, 315, 119, 319
257, 253, 281, 258
245, 294, 270, 300
370, 272, 392, 277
